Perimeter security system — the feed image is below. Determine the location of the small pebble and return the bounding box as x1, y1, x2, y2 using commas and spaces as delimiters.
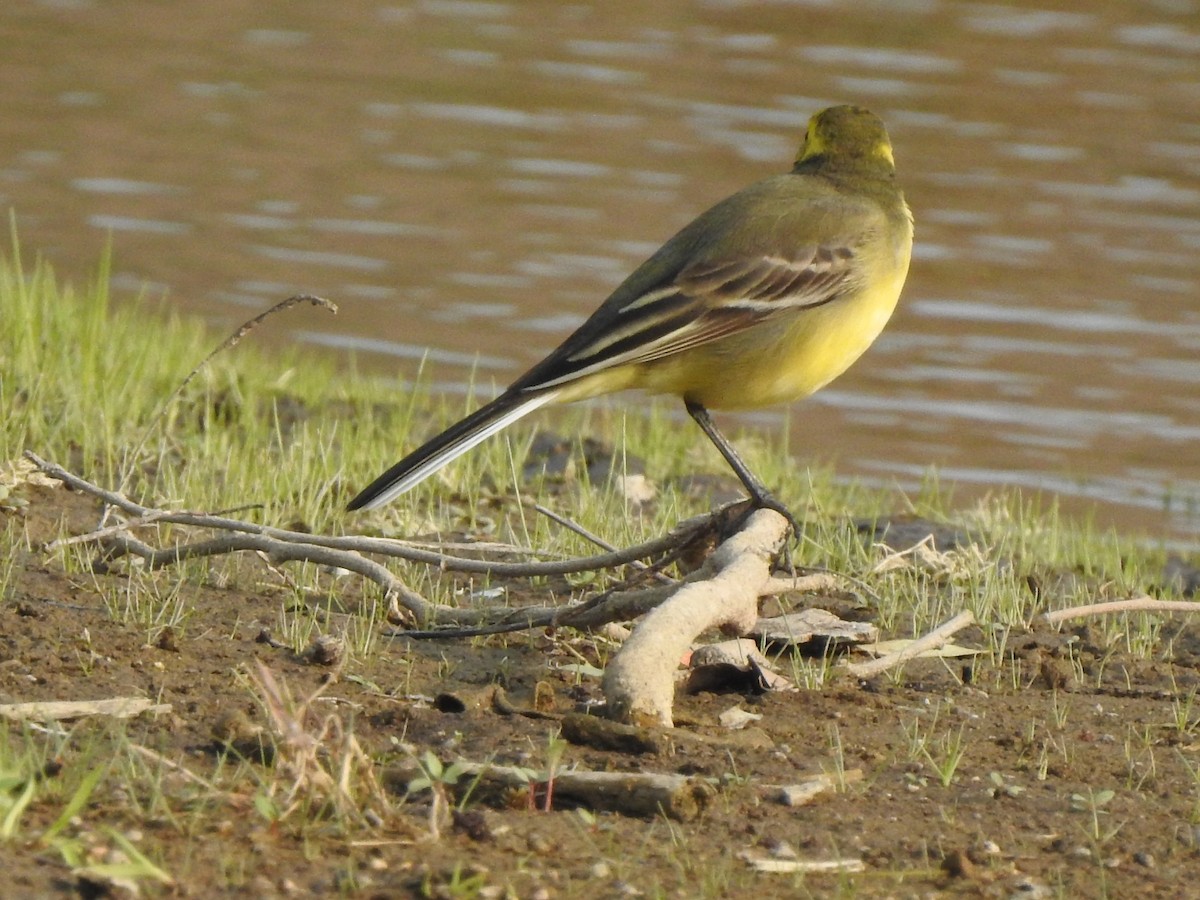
778, 783, 822, 807
967, 840, 1000, 864
307, 634, 344, 666
1006, 877, 1051, 898
765, 839, 797, 859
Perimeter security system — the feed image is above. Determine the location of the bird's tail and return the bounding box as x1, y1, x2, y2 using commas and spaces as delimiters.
346, 390, 558, 511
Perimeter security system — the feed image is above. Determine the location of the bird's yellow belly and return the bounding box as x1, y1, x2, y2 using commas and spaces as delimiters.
637, 267, 906, 410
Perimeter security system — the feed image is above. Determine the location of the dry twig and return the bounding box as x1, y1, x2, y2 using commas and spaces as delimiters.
602, 508, 790, 726
25, 452, 729, 633
385, 757, 714, 821
1039, 594, 1199, 624
844, 610, 976, 679
30, 452, 702, 578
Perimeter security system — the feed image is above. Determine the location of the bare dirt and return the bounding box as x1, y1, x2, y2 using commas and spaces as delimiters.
4, 483, 1200, 899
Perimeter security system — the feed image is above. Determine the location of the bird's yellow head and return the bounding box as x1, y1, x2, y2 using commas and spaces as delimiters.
796, 105, 895, 171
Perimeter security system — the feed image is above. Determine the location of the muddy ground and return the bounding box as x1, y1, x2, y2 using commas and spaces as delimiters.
4, 483, 1200, 899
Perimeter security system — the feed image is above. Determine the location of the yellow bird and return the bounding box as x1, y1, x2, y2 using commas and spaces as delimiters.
348, 105, 913, 516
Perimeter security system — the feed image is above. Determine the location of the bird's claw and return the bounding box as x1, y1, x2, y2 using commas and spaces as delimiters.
750, 492, 800, 537
743, 492, 800, 575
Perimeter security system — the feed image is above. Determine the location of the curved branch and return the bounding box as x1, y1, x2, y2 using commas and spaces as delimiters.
25, 451, 726, 631
601, 508, 789, 726
27, 451, 705, 577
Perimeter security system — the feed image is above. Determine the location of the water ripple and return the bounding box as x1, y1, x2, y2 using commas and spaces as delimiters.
296, 330, 511, 369
71, 178, 181, 195
87, 215, 191, 234
251, 245, 390, 272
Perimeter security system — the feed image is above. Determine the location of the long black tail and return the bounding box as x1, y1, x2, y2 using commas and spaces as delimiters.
347, 390, 556, 510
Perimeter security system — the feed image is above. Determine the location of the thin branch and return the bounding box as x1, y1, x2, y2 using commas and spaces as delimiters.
530, 502, 676, 585
1040, 594, 1200, 624
844, 610, 976, 679
29, 451, 705, 578
27, 451, 724, 632
116, 295, 337, 501
96, 530, 437, 624
392, 577, 691, 639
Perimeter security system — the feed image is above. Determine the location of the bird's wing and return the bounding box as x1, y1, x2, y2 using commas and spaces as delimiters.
528, 244, 859, 388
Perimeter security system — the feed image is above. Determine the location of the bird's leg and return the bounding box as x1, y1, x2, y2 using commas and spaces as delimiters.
684, 399, 801, 539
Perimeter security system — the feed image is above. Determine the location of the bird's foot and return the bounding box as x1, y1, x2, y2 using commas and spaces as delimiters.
743, 491, 801, 575
749, 491, 801, 537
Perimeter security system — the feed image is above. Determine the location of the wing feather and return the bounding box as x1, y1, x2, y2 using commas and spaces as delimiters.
531, 244, 858, 389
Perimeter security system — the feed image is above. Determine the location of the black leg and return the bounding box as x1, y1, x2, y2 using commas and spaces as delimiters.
684, 399, 800, 536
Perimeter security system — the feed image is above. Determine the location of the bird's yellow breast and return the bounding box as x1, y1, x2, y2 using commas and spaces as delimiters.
623, 246, 910, 410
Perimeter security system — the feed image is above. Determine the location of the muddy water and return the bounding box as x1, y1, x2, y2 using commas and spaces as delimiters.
3, 1, 1199, 539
